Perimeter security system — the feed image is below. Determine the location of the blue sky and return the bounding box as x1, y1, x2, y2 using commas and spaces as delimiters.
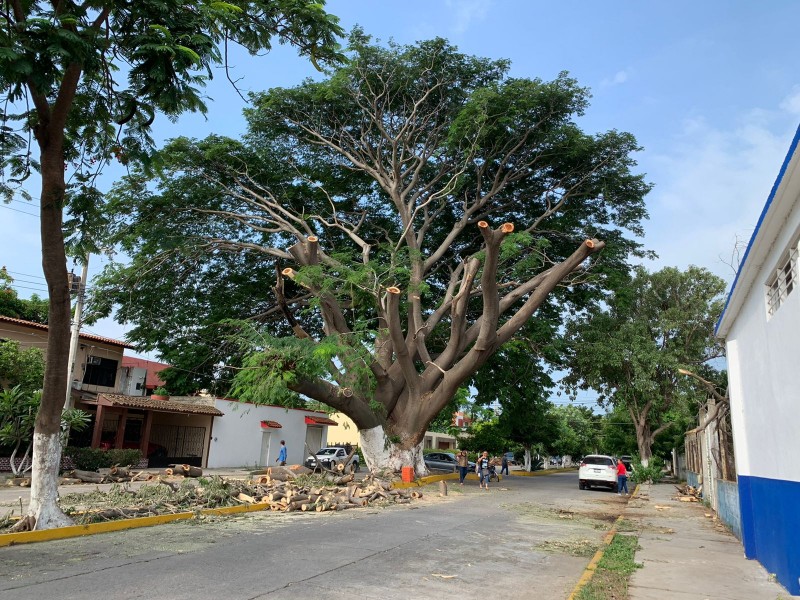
3, 0, 800, 372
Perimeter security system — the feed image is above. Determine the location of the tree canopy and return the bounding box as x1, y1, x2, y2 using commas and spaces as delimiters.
1, 0, 343, 530
564, 265, 726, 464
92, 33, 651, 470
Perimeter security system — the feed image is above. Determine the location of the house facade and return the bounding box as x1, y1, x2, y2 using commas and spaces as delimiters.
715, 125, 800, 595
207, 400, 336, 468
0, 314, 132, 395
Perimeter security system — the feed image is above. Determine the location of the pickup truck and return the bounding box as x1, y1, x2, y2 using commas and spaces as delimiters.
305, 447, 360, 472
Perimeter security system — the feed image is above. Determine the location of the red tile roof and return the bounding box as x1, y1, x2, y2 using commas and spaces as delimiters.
96, 393, 224, 416
0, 315, 134, 349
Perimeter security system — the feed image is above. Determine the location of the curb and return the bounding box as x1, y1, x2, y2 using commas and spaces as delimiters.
566, 483, 640, 600
0, 502, 274, 548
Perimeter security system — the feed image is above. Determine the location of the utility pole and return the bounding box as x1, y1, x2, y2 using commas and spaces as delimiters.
64, 256, 89, 411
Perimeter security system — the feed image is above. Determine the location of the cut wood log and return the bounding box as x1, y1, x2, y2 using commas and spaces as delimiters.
71, 470, 105, 484
266, 467, 296, 481
110, 466, 132, 478
439, 481, 448, 497
181, 465, 203, 477
237, 492, 257, 504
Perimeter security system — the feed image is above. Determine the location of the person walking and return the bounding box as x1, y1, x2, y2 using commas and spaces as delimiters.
457, 450, 470, 485
478, 451, 492, 490
500, 451, 509, 476
276, 440, 287, 466
617, 457, 629, 495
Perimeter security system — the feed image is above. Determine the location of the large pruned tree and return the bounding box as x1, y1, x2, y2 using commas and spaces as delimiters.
564, 266, 726, 466
0, 0, 342, 530
95, 33, 651, 474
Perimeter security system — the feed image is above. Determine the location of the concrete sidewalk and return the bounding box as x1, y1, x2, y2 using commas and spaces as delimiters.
627, 483, 798, 600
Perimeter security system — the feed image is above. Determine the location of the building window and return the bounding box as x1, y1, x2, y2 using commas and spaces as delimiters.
83, 356, 119, 388
766, 238, 799, 316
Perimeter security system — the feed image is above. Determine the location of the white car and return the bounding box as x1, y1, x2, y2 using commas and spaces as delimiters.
305, 447, 359, 472
578, 454, 618, 491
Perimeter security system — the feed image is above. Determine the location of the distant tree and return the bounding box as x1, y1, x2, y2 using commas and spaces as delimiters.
472, 330, 561, 470
94, 34, 651, 474
549, 404, 599, 458
1, 0, 342, 530
564, 266, 726, 465
0, 268, 48, 323
0, 339, 46, 393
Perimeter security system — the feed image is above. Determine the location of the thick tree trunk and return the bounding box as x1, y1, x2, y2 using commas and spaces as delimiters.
635, 429, 653, 468
359, 425, 427, 476
27, 432, 73, 529
26, 138, 73, 530
522, 447, 532, 472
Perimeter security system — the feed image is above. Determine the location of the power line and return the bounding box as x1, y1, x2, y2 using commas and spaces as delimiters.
4, 270, 46, 280
0, 203, 39, 218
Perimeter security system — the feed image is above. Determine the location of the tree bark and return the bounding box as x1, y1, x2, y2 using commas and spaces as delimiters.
359, 424, 427, 476
26, 81, 78, 529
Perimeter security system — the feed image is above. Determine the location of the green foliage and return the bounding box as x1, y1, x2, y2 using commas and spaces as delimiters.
0, 386, 39, 451
92, 32, 651, 442
153, 387, 169, 396
1, 1, 344, 205
428, 387, 469, 434
630, 455, 665, 484
0, 339, 45, 393
64, 447, 143, 472
0, 268, 48, 324
550, 404, 600, 458
565, 266, 727, 460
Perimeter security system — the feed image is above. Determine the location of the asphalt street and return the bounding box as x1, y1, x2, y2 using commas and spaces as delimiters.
0, 471, 627, 600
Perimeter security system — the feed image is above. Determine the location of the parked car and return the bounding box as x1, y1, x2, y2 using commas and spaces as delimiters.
423, 452, 475, 472
578, 454, 618, 492
503, 452, 517, 466
619, 455, 633, 471
305, 447, 359, 472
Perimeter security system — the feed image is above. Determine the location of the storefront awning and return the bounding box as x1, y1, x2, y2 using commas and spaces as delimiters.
305, 415, 338, 426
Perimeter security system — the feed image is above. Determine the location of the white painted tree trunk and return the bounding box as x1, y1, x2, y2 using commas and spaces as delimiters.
28, 431, 73, 529
359, 425, 427, 476
523, 447, 532, 472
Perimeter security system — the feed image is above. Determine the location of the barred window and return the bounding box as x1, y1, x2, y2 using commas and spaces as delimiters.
767, 239, 799, 316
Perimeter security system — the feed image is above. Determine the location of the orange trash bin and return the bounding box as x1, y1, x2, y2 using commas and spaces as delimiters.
401, 466, 415, 483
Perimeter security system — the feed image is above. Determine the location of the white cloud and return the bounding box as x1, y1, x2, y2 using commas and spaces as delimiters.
444, 0, 492, 35
601, 70, 630, 87
642, 107, 797, 283
779, 85, 800, 116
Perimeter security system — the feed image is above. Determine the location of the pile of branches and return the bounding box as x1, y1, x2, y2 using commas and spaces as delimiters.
2, 469, 420, 531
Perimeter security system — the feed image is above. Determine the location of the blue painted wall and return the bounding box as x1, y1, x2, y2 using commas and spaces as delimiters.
715, 478, 741, 540
738, 475, 800, 595
686, 470, 699, 488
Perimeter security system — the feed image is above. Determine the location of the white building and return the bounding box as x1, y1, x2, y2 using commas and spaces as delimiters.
206, 399, 337, 468
715, 125, 800, 596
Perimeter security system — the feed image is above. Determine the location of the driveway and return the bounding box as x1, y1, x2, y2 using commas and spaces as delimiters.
0, 471, 627, 599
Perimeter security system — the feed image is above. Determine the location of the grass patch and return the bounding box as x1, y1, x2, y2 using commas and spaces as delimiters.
538, 538, 598, 557
575, 533, 641, 600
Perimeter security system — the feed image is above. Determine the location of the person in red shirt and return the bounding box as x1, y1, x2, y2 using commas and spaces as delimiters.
616, 459, 629, 495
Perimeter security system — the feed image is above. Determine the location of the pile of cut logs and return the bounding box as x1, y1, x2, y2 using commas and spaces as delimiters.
238, 466, 420, 512
674, 483, 702, 502
58, 464, 204, 485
